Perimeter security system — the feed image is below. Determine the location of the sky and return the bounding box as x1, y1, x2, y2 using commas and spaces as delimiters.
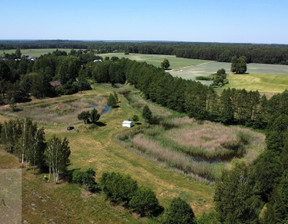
1, 0, 288, 44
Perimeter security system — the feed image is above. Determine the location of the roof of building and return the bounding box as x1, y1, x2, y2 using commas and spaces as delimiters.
49, 81, 62, 87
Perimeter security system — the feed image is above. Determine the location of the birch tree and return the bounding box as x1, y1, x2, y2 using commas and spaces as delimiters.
27, 127, 46, 174
46, 136, 70, 184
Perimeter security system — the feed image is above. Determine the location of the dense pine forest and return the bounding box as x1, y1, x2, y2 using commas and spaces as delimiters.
1, 46, 288, 223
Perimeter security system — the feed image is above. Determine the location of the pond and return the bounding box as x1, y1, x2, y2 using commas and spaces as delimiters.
103, 105, 112, 115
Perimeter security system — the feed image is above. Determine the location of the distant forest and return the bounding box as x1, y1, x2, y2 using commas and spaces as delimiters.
1, 40, 288, 65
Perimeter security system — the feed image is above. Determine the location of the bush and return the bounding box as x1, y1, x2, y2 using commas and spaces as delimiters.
165, 197, 196, 224
195, 76, 211, 81
142, 105, 152, 122
129, 187, 161, 217
72, 168, 98, 192
107, 93, 117, 108
131, 115, 139, 122
100, 172, 138, 204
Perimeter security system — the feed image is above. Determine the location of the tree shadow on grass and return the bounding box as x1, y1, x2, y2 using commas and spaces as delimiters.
96, 121, 106, 127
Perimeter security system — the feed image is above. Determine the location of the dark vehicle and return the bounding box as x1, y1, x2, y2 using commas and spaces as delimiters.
67, 126, 74, 131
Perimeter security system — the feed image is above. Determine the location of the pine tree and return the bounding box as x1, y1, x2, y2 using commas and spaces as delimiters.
219, 89, 234, 124
142, 105, 152, 122
90, 109, 100, 124
107, 93, 117, 108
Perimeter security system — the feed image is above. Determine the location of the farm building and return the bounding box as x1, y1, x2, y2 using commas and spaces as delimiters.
49, 81, 62, 87
122, 120, 133, 128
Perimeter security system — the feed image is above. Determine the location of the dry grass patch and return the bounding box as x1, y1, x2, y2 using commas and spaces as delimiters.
165, 121, 265, 154
0, 96, 108, 124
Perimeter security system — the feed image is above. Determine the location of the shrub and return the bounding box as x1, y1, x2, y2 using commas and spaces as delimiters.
107, 93, 117, 108
165, 197, 196, 224
197, 212, 221, 224
195, 76, 211, 81
131, 115, 139, 122
100, 172, 138, 204
142, 105, 152, 122
72, 168, 98, 192
129, 187, 161, 217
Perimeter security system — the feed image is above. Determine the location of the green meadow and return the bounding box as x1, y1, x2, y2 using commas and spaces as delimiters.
99, 52, 208, 69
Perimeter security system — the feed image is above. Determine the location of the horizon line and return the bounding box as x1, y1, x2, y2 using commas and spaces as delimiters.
0, 39, 287, 46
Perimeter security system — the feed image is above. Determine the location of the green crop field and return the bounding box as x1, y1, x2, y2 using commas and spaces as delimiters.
98, 53, 288, 94
99, 53, 208, 69
224, 73, 288, 94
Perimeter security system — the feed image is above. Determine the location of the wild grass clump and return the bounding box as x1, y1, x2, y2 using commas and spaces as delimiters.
132, 134, 216, 181
160, 118, 179, 130
144, 126, 164, 136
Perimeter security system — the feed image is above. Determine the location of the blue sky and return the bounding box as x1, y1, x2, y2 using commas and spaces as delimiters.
1, 0, 288, 44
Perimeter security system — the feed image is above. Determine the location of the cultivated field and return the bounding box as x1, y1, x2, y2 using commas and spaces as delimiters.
224, 73, 288, 94
98, 53, 288, 94
99, 53, 208, 69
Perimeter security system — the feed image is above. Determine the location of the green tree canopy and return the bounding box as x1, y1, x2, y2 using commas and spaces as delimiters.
231, 56, 247, 74
129, 187, 160, 217
142, 105, 152, 122
90, 109, 100, 124
45, 136, 71, 184
78, 111, 91, 124
165, 197, 196, 224
107, 93, 117, 108
161, 59, 170, 70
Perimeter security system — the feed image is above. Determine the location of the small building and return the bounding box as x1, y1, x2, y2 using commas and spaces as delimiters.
49, 81, 62, 87
122, 120, 133, 128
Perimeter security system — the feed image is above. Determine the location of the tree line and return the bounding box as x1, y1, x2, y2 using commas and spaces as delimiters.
1, 40, 288, 64
1, 119, 70, 183
214, 114, 288, 223
83, 57, 287, 130
0, 49, 95, 105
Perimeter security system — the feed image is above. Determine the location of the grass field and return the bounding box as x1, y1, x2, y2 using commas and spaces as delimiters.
98, 53, 288, 94
99, 53, 208, 69
0, 149, 149, 224
0, 84, 217, 223
224, 73, 288, 94
0, 48, 72, 57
